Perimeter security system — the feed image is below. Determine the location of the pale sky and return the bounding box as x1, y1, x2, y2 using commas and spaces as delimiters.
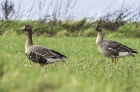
1, 0, 140, 20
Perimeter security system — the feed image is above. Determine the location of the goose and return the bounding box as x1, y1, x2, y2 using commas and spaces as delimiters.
95, 24, 138, 63
20, 25, 67, 66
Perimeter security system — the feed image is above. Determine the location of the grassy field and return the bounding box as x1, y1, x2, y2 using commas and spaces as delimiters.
0, 35, 140, 92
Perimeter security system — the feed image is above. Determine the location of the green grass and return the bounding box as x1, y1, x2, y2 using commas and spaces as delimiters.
0, 35, 140, 92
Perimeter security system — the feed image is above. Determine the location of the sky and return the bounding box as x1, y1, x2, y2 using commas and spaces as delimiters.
1, 0, 140, 20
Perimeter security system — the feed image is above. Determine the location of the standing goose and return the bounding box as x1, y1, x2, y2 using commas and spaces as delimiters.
20, 25, 67, 66
95, 24, 137, 63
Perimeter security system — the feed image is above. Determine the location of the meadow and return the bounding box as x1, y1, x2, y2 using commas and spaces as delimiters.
0, 33, 140, 92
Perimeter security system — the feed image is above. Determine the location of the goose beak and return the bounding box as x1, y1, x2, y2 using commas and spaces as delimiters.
94, 25, 98, 31
20, 26, 25, 30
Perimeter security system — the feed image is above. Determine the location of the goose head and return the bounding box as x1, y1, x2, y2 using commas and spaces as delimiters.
95, 24, 102, 32
20, 25, 32, 31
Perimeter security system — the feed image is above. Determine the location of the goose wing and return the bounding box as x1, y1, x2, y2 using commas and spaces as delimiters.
31, 45, 67, 59
26, 45, 67, 64
103, 40, 137, 56
50, 49, 68, 58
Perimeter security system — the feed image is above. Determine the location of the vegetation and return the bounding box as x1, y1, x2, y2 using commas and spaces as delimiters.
0, 0, 140, 92
0, 0, 139, 38
0, 20, 139, 38
0, 35, 140, 92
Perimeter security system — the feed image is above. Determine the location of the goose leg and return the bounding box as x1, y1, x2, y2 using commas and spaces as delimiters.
112, 58, 114, 63
114, 58, 117, 63
39, 63, 45, 67
112, 58, 117, 63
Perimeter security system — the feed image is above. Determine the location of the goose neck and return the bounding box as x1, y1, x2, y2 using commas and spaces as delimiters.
26, 31, 33, 47
96, 31, 103, 45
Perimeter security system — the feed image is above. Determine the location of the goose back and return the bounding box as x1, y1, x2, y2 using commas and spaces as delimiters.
97, 39, 137, 58
26, 45, 67, 64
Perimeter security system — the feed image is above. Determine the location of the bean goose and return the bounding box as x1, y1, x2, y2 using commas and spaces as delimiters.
20, 25, 67, 66
95, 24, 137, 63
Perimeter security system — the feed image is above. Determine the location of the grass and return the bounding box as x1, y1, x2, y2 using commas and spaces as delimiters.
0, 34, 140, 92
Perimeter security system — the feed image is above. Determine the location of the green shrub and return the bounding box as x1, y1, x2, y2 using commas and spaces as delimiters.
117, 22, 137, 37
62, 18, 87, 32
56, 30, 70, 37
106, 31, 124, 39
83, 28, 96, 37
0, 20, 140, 38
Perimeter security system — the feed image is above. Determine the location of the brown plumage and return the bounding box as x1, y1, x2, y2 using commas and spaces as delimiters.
95, 24, 138, 63
20, 25, 67, 66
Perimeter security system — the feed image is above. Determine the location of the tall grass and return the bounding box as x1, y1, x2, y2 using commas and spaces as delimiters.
0, 35, 140, 92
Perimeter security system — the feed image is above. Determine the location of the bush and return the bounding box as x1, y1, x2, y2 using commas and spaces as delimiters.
83, 28, 96, 37
56, 30, 70, 37
0, 20, 140, 38
117, 23, 137, 37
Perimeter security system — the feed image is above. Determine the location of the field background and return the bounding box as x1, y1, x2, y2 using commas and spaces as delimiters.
0, 33, 140, 92
0, 0, 140, 92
